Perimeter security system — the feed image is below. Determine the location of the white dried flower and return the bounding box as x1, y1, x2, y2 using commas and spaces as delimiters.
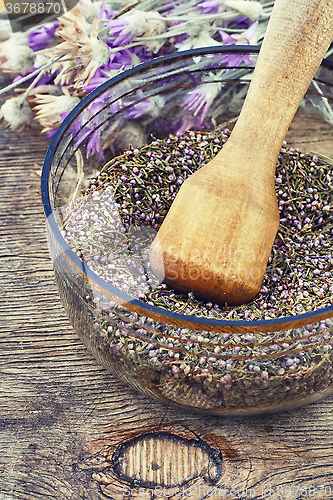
0, 45, 35, 75
140, 11, 167, 53
53, 10, 110, 87
58, 6, 92, 40
224, 0, 263, 22
27, 84, 63, 97
176, 28, 221, 51
53, 60, 77, 86
52, 8, 90, 64
73, 19, 110, 86
34, 52, 52, 69
33, 93, 80, 133
0, 32, 28, 54
0, 19, 12, 42
78, 0, 103, 22
0, 96, 33, 131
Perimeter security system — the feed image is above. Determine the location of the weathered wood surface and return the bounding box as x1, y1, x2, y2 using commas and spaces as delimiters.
1, 89, 333, 500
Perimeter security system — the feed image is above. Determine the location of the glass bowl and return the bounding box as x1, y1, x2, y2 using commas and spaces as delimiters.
41, 46, 333, 416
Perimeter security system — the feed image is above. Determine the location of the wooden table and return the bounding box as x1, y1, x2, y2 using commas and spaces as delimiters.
1, 83, 333, 500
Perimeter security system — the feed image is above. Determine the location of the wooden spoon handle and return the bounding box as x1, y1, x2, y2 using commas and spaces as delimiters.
150, 0, 333, 306
222, 0, 333, 175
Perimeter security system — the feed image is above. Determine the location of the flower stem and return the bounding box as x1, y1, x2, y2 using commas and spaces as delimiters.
0, 55, 63, 98
18, 65, 48, 106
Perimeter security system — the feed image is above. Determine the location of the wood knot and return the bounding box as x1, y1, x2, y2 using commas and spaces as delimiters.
92, 431, 224, 498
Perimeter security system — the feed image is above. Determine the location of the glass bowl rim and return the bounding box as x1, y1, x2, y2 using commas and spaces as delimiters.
41, 45, 333, 333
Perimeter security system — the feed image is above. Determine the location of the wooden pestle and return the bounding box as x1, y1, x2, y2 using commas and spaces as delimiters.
149, 0, 333, 306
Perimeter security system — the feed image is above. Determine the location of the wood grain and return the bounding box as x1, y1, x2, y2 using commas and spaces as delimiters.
1, 79, 333, 500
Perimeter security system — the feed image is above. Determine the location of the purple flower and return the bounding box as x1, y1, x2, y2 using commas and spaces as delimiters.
108, 16, 138, 46
83, 49, 140, 92
46, 128, 58, 139
219, 20, 258, 45
126, 100, 151, 119
108, 10, 166, 53
197, 0, 224, 14
71, 99, 106, 161
175, 116, 199, 136
98, 0, 114, 21
28, 22, 58, 51
233, 16, 252, 30
83, 73, 108, 93
219, 31, 238, 44
87, 130, 104, 161
181, 80, 222, 126
60, 111, 70, 121
218, 22, 258, 68
220, 48, 253, 69
126, 91, 164, 119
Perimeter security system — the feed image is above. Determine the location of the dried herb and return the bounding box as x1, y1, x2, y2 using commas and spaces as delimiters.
62, 129, 333, 321
56, 128, 333, 413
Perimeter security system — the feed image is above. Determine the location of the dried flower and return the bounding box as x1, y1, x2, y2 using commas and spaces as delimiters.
4, 0, 332, 154
176, 28, 221, 51
126, 93, 165, 119
57, 6, 92, 41
33, 52, 53, 69
0, 32, 29, 53
28, 23, 58, 51
78, 0, 104, 22
86, 129, 104, 160
108, 10, 166, 53
0, 19, 13, 42
0, 96, 33, 131
53, 9, 110, 86
219, 22, 259, 67
0, 45, 35, 75
33, 91, 80, 133
83, 48, 140, 92
224, 0, 264, 21
197, 0, 225, 14
180, 76, 222, 129
0, 32, 35, 75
